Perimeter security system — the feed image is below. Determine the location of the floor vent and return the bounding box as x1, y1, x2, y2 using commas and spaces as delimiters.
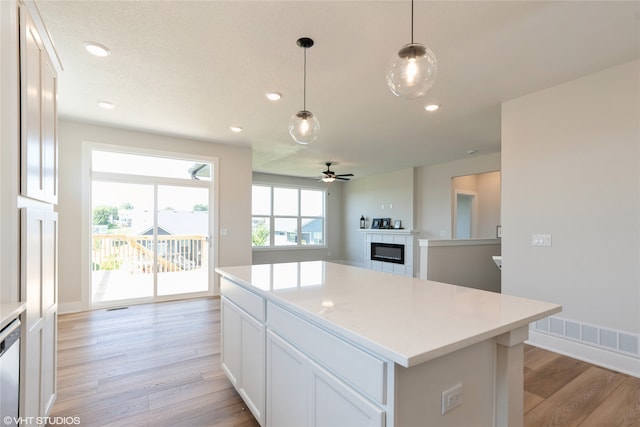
106, 307, 129, 311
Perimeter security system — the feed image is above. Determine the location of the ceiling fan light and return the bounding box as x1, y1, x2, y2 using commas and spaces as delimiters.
386, 42, 437, 99
289, 110, 319, 145
322, 176, 336, 183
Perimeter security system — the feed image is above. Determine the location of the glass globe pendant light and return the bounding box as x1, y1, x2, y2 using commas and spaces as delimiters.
386, 0, 437, 99
289, 37, 320, 144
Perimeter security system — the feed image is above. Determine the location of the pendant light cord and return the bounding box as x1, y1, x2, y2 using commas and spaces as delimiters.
410, 0, 414, 44
303, 47, 307, 111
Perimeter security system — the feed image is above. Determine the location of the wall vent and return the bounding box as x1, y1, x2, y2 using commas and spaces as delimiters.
531, 315, 640, 358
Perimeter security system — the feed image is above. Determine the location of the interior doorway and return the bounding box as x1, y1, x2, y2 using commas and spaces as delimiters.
90, 150, 213, 308
453, 191, 477, 239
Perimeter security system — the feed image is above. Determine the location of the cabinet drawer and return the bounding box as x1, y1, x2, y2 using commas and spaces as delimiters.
221, 278, 265, 322
267, 302, 387, 404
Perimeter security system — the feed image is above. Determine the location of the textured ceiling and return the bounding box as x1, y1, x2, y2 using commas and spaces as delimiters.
37, 1, 640, 180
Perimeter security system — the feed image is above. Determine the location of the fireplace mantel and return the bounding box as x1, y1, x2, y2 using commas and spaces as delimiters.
359, 229, 418, 235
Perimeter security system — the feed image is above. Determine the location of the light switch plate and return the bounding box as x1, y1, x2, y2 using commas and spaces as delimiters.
532, 234, 552, 246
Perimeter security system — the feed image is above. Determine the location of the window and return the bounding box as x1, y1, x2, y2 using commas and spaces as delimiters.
252, 185, 325, 247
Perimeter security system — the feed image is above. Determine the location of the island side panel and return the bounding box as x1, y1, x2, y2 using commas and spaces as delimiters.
394, 338, 495, 426
494, 326, 529, 427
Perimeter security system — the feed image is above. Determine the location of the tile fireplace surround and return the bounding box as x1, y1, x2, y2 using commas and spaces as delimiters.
361, 229, 419, 277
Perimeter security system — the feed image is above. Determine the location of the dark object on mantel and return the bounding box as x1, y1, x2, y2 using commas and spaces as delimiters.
372, 218, 392, 229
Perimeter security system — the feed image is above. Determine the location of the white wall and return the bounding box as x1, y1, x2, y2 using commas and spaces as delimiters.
416, 153, 501, 239
251, 172, 344, 265
342, 168, 415, 265
0, 1, 20, 303
502, 60, 640, 375
57, 120, 252, 312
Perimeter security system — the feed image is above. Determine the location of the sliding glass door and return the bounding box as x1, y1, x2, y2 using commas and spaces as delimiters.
91, 150, 212, 307
156, 185, 209, 296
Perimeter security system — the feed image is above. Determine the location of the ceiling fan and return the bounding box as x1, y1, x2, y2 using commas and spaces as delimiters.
321, 162, 353, 183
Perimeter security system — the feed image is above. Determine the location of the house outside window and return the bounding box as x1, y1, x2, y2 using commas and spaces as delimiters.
252, 184, 325, 247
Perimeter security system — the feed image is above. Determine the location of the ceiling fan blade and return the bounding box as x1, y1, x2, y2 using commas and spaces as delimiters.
335, 173, 354, 177
336, 176, 351, 181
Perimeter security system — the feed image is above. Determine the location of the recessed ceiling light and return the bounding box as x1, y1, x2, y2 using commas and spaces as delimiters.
230, 126, 243, 133
84, 41, 111, 57
425, 104, 439, 112
85, 42, 110, 57
265, 92, 282, 101
98, 101, 115, 110
467, 149, 477, 155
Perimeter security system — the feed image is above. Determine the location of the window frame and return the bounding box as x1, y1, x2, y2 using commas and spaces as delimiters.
252, 183, 327, 249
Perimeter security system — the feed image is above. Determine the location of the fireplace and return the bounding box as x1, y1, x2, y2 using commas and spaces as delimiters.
370, 242, 404, 264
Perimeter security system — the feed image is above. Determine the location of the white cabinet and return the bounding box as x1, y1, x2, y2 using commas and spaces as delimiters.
221, 296, 265, 426
310, 361, 385, 427
220, 277, 388, 427
266, 330, 384, 427
15, 2, 60, 423
20, 207, 58, 420
20, 2, 58, 204
266, 331, 308, 427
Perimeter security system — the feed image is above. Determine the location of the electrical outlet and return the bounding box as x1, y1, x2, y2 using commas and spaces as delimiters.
441, 383, 463, 415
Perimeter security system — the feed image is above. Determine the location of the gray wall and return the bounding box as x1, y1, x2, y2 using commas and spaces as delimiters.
251, 172, 344, 265
341, 158, 502, 266
452, 171, 501, 238
502, 60, 639, 372
421, 240, 501, 293
416, 153, 501, 239
342, 168, 415, 265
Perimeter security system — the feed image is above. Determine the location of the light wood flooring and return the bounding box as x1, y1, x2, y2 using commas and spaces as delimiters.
49, 297, 640, 427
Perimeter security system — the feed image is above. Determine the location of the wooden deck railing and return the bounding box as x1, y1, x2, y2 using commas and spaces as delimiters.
92, 234, 208, 274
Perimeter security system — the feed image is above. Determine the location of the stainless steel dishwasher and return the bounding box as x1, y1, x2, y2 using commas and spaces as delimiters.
0, 319, 20, 425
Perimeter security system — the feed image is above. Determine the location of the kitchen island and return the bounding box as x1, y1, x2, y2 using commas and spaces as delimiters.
216, 261, 561, 427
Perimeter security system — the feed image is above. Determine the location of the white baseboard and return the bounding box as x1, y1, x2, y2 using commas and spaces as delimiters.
528, 329, 640, 378
58, 301, 83, 314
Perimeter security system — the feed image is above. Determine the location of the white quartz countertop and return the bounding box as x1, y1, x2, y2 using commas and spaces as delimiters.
0, 302, 25, 330
216, 261, 561, 367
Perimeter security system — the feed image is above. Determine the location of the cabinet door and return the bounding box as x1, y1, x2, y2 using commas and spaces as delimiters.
20, 208, 58, 422
221, 297, 242, 387
20, 6, 58, 204
240, 312, 265, 424
310, 361, 385, 427
41, 56, 58, 204
266, 331, 309, 427
221, 297, 265, 425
